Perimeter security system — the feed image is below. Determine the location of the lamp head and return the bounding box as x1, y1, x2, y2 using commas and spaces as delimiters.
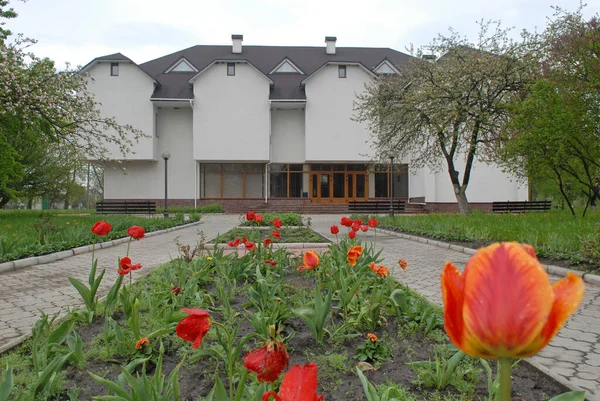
161, 151, 171, 160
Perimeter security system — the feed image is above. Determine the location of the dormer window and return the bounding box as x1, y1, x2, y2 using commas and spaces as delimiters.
227, 63, 235, 76
338, 65, 346, 78
269, 58, 304, 75
111, 63, 119, 76
167, 59, 197, 73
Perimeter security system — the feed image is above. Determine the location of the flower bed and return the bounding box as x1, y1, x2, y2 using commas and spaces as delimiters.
0, 216, 586, 401
0, 212, 199, 263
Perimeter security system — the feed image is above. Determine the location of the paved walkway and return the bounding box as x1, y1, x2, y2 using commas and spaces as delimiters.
0, 215, 241, 352
1, 213, 599, 399
307, 214, 600, 401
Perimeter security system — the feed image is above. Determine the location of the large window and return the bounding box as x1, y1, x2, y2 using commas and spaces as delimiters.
373, 164, 408, 198
269, 164, 304, 198
201, 163, 264, 198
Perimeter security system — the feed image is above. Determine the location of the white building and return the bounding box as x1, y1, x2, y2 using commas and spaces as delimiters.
82, 35, 527, 213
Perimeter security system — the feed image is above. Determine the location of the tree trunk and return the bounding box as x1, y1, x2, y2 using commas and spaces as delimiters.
453, 184, 472, 215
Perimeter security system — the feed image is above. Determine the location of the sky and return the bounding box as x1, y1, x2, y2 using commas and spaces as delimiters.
5, 0, 600, 68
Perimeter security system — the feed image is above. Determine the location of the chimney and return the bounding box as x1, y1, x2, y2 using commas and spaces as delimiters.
325, 36, 337, 55
232, 34, 243, 54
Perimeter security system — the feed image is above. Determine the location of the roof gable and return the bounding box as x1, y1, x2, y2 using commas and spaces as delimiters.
165, 58, 198, 73
269, 58, 304, 74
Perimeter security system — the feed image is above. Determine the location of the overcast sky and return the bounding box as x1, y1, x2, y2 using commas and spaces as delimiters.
5, 0, 600, 68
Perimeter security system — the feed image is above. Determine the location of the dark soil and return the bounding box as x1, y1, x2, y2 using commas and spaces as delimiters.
50, 259, 572, 401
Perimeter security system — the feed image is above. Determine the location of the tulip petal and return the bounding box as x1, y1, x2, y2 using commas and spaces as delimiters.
441, 262, 465, 351
461, 243, 554, 358
278, 363, 321, 401
531, 273, 584, 353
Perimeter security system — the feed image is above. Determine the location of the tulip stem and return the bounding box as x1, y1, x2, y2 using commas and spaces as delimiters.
499, 357, 512, 401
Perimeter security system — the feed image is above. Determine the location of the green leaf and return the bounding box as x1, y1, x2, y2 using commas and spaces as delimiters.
33, 352, 73, 396
0, 366, 13, 401
548, 391, 586, 401
356, 367, 380, 401
48, 319, 74, 345
89, 370, 130, 398
68, 277, 91, 307
213, 374, 229, 401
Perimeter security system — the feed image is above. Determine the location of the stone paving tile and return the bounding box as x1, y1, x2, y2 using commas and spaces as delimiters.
0, 215, 240, 351
307, 214, 600, 401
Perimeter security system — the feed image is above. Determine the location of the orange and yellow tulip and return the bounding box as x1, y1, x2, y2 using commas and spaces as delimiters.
298, 250, 320, 271
441, 242, 584, 360
347, 245, 363, 266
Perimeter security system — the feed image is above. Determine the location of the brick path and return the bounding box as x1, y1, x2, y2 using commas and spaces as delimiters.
0, 214, 240, 352
308, 214, 600, 401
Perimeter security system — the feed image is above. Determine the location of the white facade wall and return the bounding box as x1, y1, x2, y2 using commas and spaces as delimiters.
428, 156, 528, 203
86, 62, 156, 160
271, 109, 305, 163
104, 108, 195, 199
193, 63, 270, 161
305, 65, 374, 162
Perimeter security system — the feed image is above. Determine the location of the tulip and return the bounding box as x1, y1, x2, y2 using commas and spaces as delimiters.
273, 218, 283, 229
441, 242, 584, 401
176, 308, 211, 349
368, 219, 378, 228
91, 221, 112, 236
398, 258, 408, 270
360, 225, 369, 232
263, 238, 273, 247
262, 363, 323, 401
297, 250, 320, 271
244, 340, 289, 382
347, 245, 363, 266
127, 225, 145, 240
330, 225, 339, 235
272, 230, 281, 240
340, 216, 352, 227
246, 211, 256, 221
245, 241, 257, 251
135, 337, 149, 350
255, 213, 264, 223
348, 231, 356, 239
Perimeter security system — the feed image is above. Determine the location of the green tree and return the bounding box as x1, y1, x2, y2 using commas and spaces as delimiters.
355, 21, 537, 215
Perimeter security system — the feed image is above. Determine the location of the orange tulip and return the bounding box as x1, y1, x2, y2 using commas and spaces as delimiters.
347, 245, 363, 266
298, 250, 320, 271
441, 242, 584, 360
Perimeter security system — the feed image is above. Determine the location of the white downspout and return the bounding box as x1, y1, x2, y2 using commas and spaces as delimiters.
194, 161, 198, 209
265, 105, 272, 203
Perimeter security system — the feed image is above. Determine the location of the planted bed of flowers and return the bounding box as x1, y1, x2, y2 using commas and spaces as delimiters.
0, 214, 586, 401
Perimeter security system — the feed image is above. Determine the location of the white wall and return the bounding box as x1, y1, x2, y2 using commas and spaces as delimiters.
86, 62, 156, 160
271, 109, 305, 163
429, 156, 528, 203
305, 65, 373, 162
104, 108, 196, 199
193, 63, 270, 161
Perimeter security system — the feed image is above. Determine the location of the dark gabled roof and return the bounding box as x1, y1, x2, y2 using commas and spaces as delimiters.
80, 52, 159, 84
134, 45, 412, 100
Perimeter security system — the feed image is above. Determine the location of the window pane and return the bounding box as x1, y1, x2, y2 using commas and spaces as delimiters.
227, 63, 235, 76
245, 163, 264, 172
270, 164, 288, 172
311, 174, 318, 197
320, 174, 330, 198
289, 173, 303, 197
374, 173, 388, 197
111, 63, 119, 76
393, 172, 409, 197
347, 164, 367, 171
223, 173, 243, 197
311, 164, 331, 171
338, 65, 346, 78
333, 173, 345, 198
245, 173, 263, 198
289, 164, 303, 171
203, 172, 221, 198
203, 163, 221, 172
222, 163, 243, 172
374, 164, 389, 172
356, 174, 366, 198
332, 164, 344, 171
270, 172, 287, 197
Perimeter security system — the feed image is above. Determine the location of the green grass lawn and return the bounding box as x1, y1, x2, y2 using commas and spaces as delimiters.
364, 210, 600, 265
0, 211, 200, 263
212, 227, 327, 244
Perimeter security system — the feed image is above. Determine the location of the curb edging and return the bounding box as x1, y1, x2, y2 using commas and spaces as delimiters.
376, 227, 600, 286
0, 221, 203, 274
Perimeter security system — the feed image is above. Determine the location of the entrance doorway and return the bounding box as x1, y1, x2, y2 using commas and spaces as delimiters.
309, 164, 368, 203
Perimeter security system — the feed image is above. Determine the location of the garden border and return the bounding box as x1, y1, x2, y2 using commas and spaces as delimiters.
0, 221, 203, 274
203, 242, 331, 250
375, 227, 600, 286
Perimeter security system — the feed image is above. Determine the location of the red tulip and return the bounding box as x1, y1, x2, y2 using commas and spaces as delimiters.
256, 214, 264, 223
263, 238, 273, 247
171, 286, 182, 295
264, 259, 277, 266
368, 219, 378, 228
348, 230, 356, 239
127, 225, 145, 240
91, 221, 112, 236
340, 217, 352, 227
330, 225, 339, 235
234, 238, 241, 246
246, 212, 256, 221
227, 240, 236, 247
272, 230, 281, 240
347, 246, 363, 266
118, 256, 142, 275
176, 308, 211, 349
297, 250, 320, 271
273, 218, 283, 229
262, 363, 323, 401
360, 225, 369, 232
442, 242, 584, 359
351, 222, 360, 232
245, 241, 257, 251
244, 340, 289, 382
241, 237, 248, 244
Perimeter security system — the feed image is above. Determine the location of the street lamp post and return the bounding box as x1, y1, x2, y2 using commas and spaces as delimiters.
162, 151, 171, 218
387, 152, 395, 218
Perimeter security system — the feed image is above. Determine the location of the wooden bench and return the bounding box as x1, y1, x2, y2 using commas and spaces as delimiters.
96, 201, 157, 215
492, 201, 551, 213
348, 200, 406, 214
